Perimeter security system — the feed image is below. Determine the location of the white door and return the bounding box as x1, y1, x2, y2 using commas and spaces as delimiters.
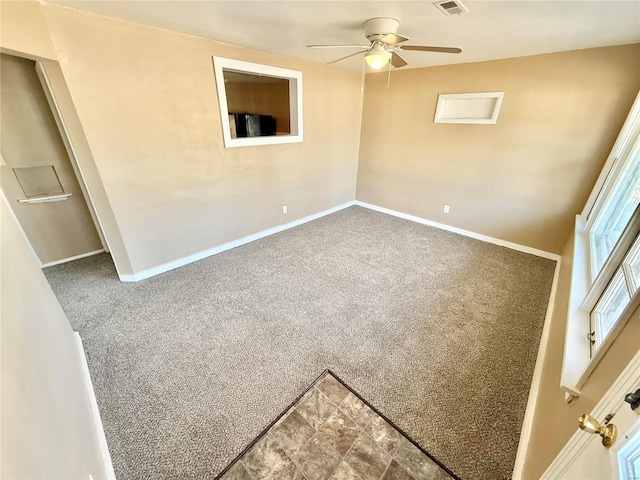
542, 351, 640, 479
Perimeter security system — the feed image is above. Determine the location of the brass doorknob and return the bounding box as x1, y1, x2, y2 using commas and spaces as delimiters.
578, 413, 617, 448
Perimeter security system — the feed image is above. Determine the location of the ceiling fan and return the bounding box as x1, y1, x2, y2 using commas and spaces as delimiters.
307, 17, 462, 69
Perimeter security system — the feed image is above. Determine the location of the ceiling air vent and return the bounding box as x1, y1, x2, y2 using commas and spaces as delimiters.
433, 0, 469, 16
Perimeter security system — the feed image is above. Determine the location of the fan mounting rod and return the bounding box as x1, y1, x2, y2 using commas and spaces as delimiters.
364, 17, 400, 42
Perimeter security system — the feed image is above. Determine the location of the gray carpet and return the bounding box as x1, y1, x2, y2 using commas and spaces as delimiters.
44, 206, 555, 480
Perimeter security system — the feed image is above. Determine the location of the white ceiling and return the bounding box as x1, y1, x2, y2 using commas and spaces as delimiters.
47, 1, 640, 71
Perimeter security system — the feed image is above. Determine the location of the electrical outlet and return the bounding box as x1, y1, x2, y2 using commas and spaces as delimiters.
282, 205, 288, 214
443, 205, 450, 213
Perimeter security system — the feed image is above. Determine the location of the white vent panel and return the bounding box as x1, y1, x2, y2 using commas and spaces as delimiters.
433, 0, 469, 16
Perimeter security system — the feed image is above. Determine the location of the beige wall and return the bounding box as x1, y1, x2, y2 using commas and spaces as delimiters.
521, 233, 640, 478
1, 53, 103, 264
9, 2, 635, 271
226, 81, 291, 134
0, 1, 135, 276
0, 198, 107, 478
0, 0, 57, 61
39, 4, 363, 274
357, 44, 640, 254
37, 60, 135, 275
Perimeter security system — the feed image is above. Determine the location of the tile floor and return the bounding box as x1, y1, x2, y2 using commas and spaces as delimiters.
218, 372, 457, 480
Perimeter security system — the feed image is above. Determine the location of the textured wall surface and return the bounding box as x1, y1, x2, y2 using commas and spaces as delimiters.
523, 234, 640, 479
357, 44, 640, 254
41, 3, 363, 274
0, 0, 57, 61
1, 53, 102, 264
1, 197, 106, 479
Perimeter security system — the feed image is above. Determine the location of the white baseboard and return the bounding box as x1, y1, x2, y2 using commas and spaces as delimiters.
41, 249, 105, 268
119, 201, 357, 282
512, 259, 562, 479
121, 200, 560, 282
74, 333, 116, 480
354, 201, 561, 261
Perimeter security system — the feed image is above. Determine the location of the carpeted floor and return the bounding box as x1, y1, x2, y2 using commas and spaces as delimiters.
44, 206, 555, 480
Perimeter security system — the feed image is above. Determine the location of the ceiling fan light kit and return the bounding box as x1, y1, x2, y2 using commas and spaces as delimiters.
364, 43, 392, 69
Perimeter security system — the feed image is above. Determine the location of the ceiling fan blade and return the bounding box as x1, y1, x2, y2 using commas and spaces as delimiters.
327, 50, 366, 65
400, 45, 462, 54
381, 33, 410, 45
391, 51, 408, 68
307, 44, 370, 49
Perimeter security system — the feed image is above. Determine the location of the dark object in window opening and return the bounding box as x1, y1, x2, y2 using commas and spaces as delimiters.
229, 113, 276, 137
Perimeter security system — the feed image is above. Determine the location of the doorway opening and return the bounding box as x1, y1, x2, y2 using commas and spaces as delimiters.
1, 53, 109, 268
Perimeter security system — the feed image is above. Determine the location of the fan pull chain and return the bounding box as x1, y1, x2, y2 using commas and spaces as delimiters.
360, 58, 366, 92
387, 60, 392, 88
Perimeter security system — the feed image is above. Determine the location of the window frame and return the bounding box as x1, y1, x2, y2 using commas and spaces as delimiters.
582, 208, 640, 317
586, 142, 640, 281
591, 262, 633, 349
561, 90, 640, 397
212, 57, 303, 148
